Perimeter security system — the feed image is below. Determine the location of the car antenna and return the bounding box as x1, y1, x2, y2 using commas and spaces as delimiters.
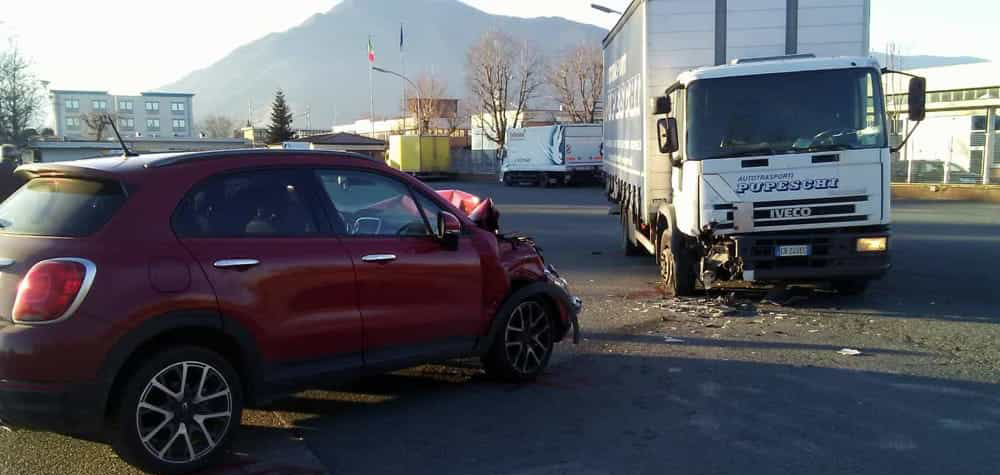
106, 113, 139, 157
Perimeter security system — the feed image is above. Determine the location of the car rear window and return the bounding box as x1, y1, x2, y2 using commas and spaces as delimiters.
0, 178, 126, 237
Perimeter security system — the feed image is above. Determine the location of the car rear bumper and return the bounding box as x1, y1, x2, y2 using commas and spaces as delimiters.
0, 379, 105, 436
735, 226, 890, 282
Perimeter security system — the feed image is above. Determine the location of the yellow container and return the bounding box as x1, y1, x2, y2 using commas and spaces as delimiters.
389, 135, 449, 173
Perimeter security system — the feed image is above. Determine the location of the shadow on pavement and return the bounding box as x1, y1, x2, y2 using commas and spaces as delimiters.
261, 352, 1000, 475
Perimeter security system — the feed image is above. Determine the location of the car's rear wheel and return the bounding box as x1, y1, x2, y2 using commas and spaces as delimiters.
483, 298, 555, 382
112, 346, 243, 475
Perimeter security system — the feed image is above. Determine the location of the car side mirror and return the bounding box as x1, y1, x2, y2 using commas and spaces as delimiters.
908, 77, 927, 122
436, 211, 461, 250
653, 96, 671, 115
657, 117, 679, 154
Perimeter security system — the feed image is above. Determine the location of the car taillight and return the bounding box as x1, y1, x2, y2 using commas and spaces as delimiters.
12, 258, 95, 323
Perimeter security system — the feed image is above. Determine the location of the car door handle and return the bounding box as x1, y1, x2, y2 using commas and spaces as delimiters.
361, 254, 397, 263
213, 259, 260, 269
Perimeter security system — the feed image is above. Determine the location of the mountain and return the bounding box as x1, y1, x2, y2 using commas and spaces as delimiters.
869, 52, 988, 70
161, 0, 605, 127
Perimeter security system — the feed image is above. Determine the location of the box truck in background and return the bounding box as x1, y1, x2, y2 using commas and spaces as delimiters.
603, 0, 926, 296
500, 124, 604, 187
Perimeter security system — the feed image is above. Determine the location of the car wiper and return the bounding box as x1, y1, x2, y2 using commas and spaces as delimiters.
702, 148, 776, 160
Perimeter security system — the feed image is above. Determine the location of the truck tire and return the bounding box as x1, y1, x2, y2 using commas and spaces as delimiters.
502, 173, 513, 186
622, 214, 642, 256
659, 229, 697, 296
833, 279, 869, 296
539, 172, 550, 188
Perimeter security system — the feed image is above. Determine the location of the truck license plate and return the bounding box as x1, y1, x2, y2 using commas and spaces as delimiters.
775, 245, 811, 257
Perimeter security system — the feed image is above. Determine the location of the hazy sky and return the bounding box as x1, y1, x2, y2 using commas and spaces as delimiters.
0, 0, 993, 94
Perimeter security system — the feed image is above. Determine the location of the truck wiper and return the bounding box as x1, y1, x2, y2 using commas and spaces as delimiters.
702, 148, 776, 160
793, 144, 855, 153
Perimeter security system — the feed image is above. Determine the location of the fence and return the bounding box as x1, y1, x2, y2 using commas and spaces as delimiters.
450, 149, 499, 175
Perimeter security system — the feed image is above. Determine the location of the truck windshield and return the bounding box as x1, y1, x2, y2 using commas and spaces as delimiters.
687, 68, 886, 160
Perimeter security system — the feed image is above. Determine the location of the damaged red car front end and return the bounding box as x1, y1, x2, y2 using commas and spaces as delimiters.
437, 189, 581, 344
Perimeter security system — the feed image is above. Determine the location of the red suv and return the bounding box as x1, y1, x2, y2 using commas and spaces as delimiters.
0, 150, 579, 474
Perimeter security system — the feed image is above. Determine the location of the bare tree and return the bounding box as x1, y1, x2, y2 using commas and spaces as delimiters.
465, 31, 545, 158
81, 112, 115, 141
405, 73, 449, 134
198, 115, 237, 138
0, 46, 44, 146
549, 43, 603, 123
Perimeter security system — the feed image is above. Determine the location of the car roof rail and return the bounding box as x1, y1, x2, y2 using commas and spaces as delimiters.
144, 148, 380, 168
730, 53, 816, 65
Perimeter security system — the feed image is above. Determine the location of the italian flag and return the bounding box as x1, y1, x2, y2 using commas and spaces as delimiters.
368, 36, 375, 64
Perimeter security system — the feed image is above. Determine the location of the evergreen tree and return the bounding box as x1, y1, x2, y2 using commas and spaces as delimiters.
265, 89, 294, 144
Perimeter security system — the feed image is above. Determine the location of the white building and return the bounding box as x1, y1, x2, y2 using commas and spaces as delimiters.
50, 90, 195, 140
886, 62, 1000, 185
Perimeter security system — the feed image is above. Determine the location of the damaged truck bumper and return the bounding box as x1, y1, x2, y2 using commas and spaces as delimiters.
733, 225, 891, 282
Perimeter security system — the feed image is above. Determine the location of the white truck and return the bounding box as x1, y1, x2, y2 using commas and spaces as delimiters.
603, 0, 926, 296
500, 124, 604, 186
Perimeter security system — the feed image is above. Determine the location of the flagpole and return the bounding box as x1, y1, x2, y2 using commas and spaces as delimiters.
400, 23, 406, 134
369, 34, 376, 138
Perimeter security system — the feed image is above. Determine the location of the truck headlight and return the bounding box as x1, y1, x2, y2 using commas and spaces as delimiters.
856, 237, 887, 252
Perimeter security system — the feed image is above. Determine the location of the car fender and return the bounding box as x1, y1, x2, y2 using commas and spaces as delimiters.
96, 310, 262, 412
473, 280, 578, 355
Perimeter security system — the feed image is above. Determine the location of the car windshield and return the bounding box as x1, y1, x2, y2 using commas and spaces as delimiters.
687, 68, 887, 160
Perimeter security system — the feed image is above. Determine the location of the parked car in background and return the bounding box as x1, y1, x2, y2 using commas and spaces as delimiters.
0, 150, 580, 474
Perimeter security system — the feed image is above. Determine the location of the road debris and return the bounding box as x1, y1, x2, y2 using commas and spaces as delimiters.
663, 336, 685, 343
837, 348, 863, 356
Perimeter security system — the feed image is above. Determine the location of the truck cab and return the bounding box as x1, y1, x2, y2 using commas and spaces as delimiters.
648, 55, 925, 295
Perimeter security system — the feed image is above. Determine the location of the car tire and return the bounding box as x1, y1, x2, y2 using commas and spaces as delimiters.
659, 229, 697, 297
482, 297, 555, 383
111, 346, 243, 475
539, 173, 550, 188
622, 214, 642, 256
833, 279, 869, 296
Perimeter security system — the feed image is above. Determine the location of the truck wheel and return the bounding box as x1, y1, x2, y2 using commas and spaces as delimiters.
539, 173, 550, 188
622, 214, 642, 256
659, 229, 697, 296
482, 297, 555, 382
111, 346, 243, 475
502, 174, 513, 186
833, 279, 869, 296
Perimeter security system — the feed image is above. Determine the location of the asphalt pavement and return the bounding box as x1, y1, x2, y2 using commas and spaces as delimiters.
2, 181, 998, 475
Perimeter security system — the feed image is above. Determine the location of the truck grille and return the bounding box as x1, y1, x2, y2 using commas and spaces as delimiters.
753, 195, 869, 228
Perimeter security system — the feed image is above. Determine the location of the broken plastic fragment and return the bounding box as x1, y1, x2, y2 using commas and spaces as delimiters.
837, 348, 862, 356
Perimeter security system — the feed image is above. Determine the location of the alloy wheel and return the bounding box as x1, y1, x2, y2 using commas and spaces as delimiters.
504, 301, 552, 375
135, 361, 233, 464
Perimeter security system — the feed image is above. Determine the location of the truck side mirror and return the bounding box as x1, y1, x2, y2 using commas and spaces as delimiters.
653, 96, 671, 115
656, 118, 679, 154
908, 77, 927, 122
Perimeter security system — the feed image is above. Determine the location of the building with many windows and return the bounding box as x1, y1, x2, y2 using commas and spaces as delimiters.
49, 90, 195, 140
886, 62, 1000, 185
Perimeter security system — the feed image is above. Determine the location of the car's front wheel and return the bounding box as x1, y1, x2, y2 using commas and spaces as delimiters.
483, 298, 555, 382
112, 346, 243, 475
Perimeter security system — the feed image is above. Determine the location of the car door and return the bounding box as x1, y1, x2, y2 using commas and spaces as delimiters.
311, 169, 483, 366
174, 168, 363, 374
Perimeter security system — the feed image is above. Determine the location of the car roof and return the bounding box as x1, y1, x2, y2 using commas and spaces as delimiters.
16, 149, 383, 181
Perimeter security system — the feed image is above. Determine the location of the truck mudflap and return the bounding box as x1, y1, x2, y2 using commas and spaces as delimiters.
734, 226, 890, 282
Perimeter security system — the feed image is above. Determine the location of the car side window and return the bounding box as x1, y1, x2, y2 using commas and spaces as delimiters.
315, 170, 431, 237
174, 169, 319, 237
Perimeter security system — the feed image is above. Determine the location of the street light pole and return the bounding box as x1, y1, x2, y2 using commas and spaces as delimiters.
372, 66, 423, 169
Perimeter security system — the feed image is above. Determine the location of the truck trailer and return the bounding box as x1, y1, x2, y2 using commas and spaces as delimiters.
603, 0, 925, 296
500, 124, 604, 186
